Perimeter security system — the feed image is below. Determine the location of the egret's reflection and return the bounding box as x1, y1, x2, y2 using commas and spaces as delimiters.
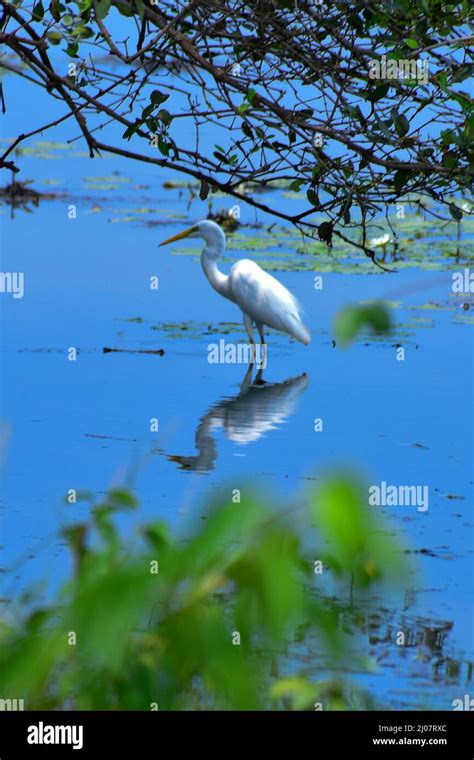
167, 364, 308, 472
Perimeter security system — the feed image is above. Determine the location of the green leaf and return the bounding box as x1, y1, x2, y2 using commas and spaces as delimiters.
345, 104, 364, 122
306, 188, 319, 206
158, 138, 170, 156
135, 0, 146, 21
47, 30, 62, 45
440, 129, 455, 146
270, 678, 315, 711
442, 151, 457, 169
297, 108, 314, 118
94, 0, 112, 20
108, 489, 138, 509
157, 108, 172, 126
405, 38, 418, 49
334, 303, 391, 346
247, 87, 257, 104
376, 117, 393, 141
450, 63, 473, 84
49, 0, 61, 21
393, 168, 412, 192
366, 83, 390, 103
72, 24, 94, 39
145, 117, 158, 132
115, 1, 132, 16
199, 181, 210, 200
79, 0, 92, 21
65, 41, 79, 57
393, 112, 410, 137
122, 123, 139, 140
241, 122, 253, 139
449, 202, 463, 221
150, 90, 169, 106
32, 1, 45, 21
310, 474, 408, 587
464, 114, 474, 140
141, 103, 155, 119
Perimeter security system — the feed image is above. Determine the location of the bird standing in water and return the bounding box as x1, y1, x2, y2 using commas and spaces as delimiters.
160, 220, 311, 360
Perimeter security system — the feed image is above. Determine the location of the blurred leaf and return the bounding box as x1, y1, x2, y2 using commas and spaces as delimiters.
311, 474, 408, 586
47, 30, 62, 45
449, 202, 463, 221
334, 303, 391, 346
271, 677, 315, 710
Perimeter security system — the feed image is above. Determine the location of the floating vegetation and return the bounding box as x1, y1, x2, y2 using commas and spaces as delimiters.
453, 314, 474, 325
103, 346, 164, 355
163, 179, 199, 189
15, 140, 88, 160
83, 174, 132, 191
115, 316, 146, 323
0, 179, 64, 209
150, 320, 248, 339
407, 302, 456, 312
0, 179, 41, 202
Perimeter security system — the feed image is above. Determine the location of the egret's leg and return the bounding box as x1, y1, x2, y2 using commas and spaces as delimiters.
242, 312, 255, 364
257, 324, 267, 367
240, 363, 254, 394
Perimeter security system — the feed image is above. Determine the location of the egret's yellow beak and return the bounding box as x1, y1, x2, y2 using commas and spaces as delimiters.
159, 225, 197, 246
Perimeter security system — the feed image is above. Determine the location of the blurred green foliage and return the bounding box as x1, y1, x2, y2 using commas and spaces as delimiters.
0, 475, 408, 710
334, 303, 392, 346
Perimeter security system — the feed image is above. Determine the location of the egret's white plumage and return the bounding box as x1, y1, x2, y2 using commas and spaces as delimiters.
160, 220, 311, 349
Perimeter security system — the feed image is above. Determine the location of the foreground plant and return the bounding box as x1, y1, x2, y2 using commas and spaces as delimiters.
0, 475, 407, 710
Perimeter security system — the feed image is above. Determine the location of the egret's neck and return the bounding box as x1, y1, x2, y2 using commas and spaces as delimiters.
201, 247, 232, 300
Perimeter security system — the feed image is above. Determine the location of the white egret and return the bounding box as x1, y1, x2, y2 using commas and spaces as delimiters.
159, 220, 311, 356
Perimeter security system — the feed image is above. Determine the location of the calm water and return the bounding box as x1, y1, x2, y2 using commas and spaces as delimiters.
1, 74, 473, 711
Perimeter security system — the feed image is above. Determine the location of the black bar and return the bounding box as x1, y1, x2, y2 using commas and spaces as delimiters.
0, 711, 473, 756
